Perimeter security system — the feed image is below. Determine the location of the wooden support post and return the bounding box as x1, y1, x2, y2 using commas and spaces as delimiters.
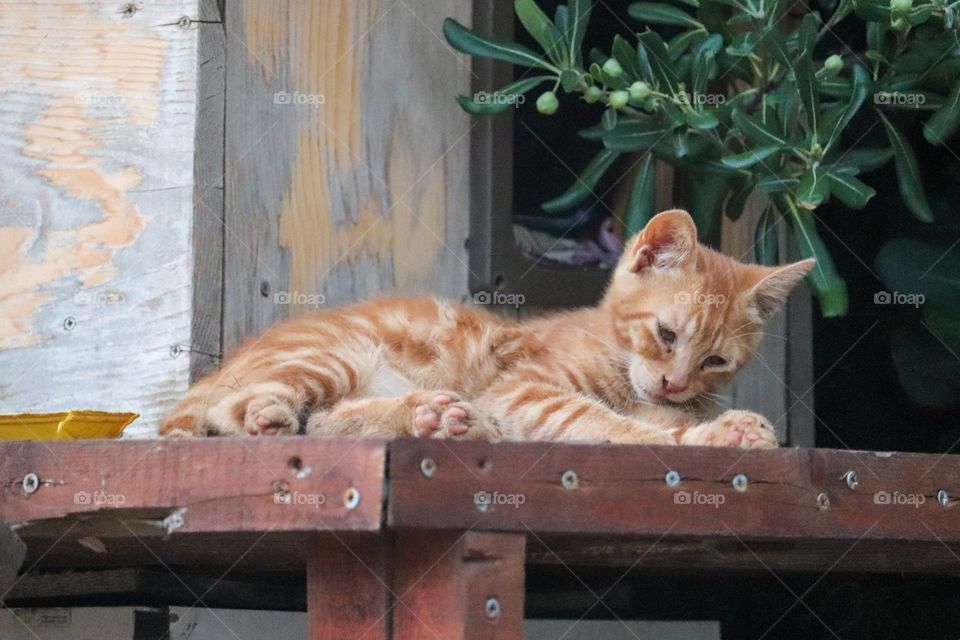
392, 532, 526, 640
307, 535, 390, 640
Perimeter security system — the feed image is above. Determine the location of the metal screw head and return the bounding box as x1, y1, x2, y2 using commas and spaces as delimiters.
176, 15, 192, 28
120, 3, 137, 17
22, 473, 39, 494
664, 470, 681, 487
843, 471, 858, 490
731, 473, 748, 492
63, 317, 76, 331
816, 492, 831, 510
420, 457, 436, 478
484, 596, 501, 620
561, 469, 579, 490
343, 487, 360, 510
937, 489, 949, 508
259, 280, 271, 297
169, 344, 183, 358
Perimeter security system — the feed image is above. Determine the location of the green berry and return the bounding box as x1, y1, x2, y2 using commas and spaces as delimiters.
824, 54, 843, 72
584, 86, 604, 104
629, 81, 651, 100
890, 15, 908, 30
536, 91, 559, 115
608, 90, 630, 109
602, 58, 624, 78
643, 96, 660, 112
890, 0, 912, 13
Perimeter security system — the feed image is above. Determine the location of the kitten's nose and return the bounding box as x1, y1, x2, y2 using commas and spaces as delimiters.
661, 376, 687, 394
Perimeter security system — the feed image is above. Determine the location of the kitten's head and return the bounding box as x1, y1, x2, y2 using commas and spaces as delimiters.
604, 209, 814, 405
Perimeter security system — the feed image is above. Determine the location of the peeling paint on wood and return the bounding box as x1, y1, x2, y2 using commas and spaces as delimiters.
0, 1, 203, 436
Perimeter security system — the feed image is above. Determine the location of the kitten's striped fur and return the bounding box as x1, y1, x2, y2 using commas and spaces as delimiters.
161, 210, 814, 447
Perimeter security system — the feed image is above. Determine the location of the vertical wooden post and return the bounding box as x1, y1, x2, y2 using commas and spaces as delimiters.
392, 532, 525, 640
307, 535, 390, 640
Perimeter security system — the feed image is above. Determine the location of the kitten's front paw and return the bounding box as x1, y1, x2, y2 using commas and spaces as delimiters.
244, 397, 298, 436
682, 410, 778, 448
406, 391, 500, 440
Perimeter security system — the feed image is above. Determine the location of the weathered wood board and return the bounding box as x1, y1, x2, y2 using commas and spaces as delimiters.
222, 0, 475, 352
0, 1, 212, 437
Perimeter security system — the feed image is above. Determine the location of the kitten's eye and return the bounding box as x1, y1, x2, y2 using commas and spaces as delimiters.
702, 355, 727, 368
658, 324, 676, 345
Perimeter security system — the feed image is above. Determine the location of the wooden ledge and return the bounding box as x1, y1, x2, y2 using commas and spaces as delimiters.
2, 438, 959, 575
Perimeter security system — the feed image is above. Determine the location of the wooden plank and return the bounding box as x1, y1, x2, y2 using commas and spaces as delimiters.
307, 535, 388, 640
0, 523, 25, 596
388, 441, 960, 546
222, 0, 474, 353
392, 531, 525, 640
190, 0, 226, 381
0, 1, 203, 437
1, 438, 385, 533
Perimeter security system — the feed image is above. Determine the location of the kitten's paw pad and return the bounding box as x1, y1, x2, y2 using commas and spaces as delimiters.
696, 410, 778, 448
245, 398, 298, 436
406, 391, 462, 437
438, 402, 500, 439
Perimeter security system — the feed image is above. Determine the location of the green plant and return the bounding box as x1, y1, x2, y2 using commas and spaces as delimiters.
443, 0, 960, 317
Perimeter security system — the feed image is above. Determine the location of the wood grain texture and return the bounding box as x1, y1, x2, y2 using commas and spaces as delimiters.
308, 535, 389, 640
0, 438, 385, 533
389, 440, 960, 548
392, 531, 525, 640
0, 1, 205, 437
222, 0, 474, 354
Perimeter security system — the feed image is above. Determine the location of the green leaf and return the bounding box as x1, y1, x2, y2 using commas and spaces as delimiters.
691, 33, 722, 96
516, 0, 567, 65
612, 35, 643, 81
637, 29, 680, 93
455, 76, 554, 115
828, 172, 877, 209
560, 68, 581, 92
795, 167, 830, 209
723, 177, 754, 220
443, 18, 556, 71
796, 55, 819, 142
684, 110, 720, 130
568, 0, 592, 65
889, 323, 960, 410
754, 206, 780, 266
603, 119, 670, 151
554, 4, 569, 36
820, 64, 870, 151
853, 0, 890, 22
782, 201, 849, 317
625, 153, 657, 235
720, 145, 781, 168
879, 111, 934, 222
923, 81, 960, 145
726, 33, 761, 57
628, 2, 702, 27
673, 129, 690, 157
757, 174, 799, 192
686, 172, 730, 241
732, 110, 787, 146
541, 148, 621, 213
668, 29, 708, 62
824, 147, 894, 174
602, 107, 618, 131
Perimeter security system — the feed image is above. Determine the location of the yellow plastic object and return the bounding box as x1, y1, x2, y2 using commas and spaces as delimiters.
0, 411, 138, 441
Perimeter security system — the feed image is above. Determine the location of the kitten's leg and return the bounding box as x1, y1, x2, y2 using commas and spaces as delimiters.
305, 391, 500, 439
480, 380, 676, 445
161, 351, 368, 437
679, 409, 778, 448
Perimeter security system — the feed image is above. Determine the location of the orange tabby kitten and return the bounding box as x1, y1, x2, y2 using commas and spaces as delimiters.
161, 210, 813, 448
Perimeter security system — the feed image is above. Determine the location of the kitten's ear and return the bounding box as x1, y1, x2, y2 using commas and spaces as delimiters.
627, 209, 698, 273
747, 258, 816, 320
